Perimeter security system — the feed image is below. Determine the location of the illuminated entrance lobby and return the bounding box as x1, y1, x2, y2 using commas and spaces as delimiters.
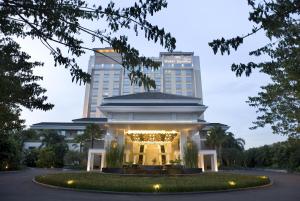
126, 129, 178, 165
86, 92, 228, 172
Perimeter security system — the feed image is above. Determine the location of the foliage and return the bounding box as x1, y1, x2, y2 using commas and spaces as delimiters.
244, 138, 300, 171
76, 124, 105, 149
23, 149, 39, 167
0, 133, 22, 170
206, 127, 245, 167
209, 0, 300, 137
36, 148, 56, 168
169, 158, 182, 166
63, 150, 86, 168
0, 0, 176, 131
105, 140, 124, 168
35, 172, 270, 192
0, 39, 53, 132
183, 140, 198, 168
40, 130, 68, 167
20, 129, 40, 142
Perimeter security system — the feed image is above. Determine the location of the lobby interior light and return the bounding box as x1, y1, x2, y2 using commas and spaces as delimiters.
127, 130, 177, 135
126, 130, 178, 143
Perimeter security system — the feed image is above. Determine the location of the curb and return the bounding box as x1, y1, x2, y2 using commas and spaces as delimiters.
32, 177, 273, 196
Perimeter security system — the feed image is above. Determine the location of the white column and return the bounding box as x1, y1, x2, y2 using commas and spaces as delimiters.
100, 153, 105, 171
198, 153, 205, 172
179, 131, 187, 165
213, 153, 218, 172
87, 150, 91, 171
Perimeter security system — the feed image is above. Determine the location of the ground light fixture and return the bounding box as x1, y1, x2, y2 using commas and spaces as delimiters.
228, 181, 236, 186
66, 180, 75, 185
153, 184, 161, 191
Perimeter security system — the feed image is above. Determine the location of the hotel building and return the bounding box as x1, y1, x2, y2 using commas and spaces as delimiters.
29, 48, 228, 172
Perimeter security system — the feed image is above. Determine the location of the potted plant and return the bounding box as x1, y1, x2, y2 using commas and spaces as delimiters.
167, 158, 183, 175
183, 140, 202, 174
102, 140, 124, 174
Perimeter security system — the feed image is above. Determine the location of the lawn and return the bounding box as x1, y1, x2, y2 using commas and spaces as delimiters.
35, 172, 270, 193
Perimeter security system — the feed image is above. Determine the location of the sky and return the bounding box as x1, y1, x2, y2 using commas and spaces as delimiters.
20, 0, 287, 149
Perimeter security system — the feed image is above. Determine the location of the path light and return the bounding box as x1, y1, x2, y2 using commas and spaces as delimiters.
228, 181, 236, 186
153, 184, 161, 191
67, 180, 75, 185
259, 176, 268, 179
5, 165, 8, 169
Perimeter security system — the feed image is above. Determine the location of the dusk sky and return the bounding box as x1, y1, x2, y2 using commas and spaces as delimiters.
20, 0, 286, 149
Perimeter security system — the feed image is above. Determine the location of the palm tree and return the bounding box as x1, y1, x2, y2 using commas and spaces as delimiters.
75, 124, 105, 148
224, 132, 245, 151
205, 126, 228, 165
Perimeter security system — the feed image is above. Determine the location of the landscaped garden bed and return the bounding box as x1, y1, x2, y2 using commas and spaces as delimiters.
35, 172, 271, 193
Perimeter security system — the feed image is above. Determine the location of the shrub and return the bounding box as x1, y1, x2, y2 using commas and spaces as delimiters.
36, 148, 56, 168
0, 134, 22, 171
24, 149, 39, 167
64, 150, 86, 168
105, 141, 124, 168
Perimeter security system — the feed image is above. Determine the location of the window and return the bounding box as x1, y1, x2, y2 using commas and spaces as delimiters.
176, 77, 181, 82
186, 83, 193, 89
139, 145, 144, 153
175, 70, 181, 76
186, 77, 193, 82
160, 145, 165, 153
103, 64, 113, 68
186, 91, 193, 96
91, 98, 97, 104
174, 63, 182, 67
185, 70, 193, 76
90, 105, 97, 112
183, 63, 192, 67
161, 155, 166, 165
93, 76, 100, 82
176, 83, 181, 89
113, 89, 119, 96
163, 63, 173, 68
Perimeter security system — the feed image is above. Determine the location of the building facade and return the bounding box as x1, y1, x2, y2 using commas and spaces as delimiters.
83, 48, 203, 118
29, 48, 228, 172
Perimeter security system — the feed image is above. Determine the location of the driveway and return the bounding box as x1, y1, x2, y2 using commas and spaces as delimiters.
0, 168, 299, 201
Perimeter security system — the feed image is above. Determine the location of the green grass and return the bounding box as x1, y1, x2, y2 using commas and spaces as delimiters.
35, 172, 271, 193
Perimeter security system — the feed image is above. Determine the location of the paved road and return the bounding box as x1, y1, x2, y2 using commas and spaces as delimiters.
0, 168, 300, 201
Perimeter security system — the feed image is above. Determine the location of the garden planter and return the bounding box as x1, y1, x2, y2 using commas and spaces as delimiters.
183, 168, 202, 174
102, 167, 123, 173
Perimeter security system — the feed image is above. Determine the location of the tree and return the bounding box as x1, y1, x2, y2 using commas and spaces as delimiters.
40, 130, 68, 167
209, 0, 300, 137
0, 0, 176, 131
77, 124, 105, 149
0, 39, 53, 133
205, 126, 228, 165
206, 127, 246, 167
